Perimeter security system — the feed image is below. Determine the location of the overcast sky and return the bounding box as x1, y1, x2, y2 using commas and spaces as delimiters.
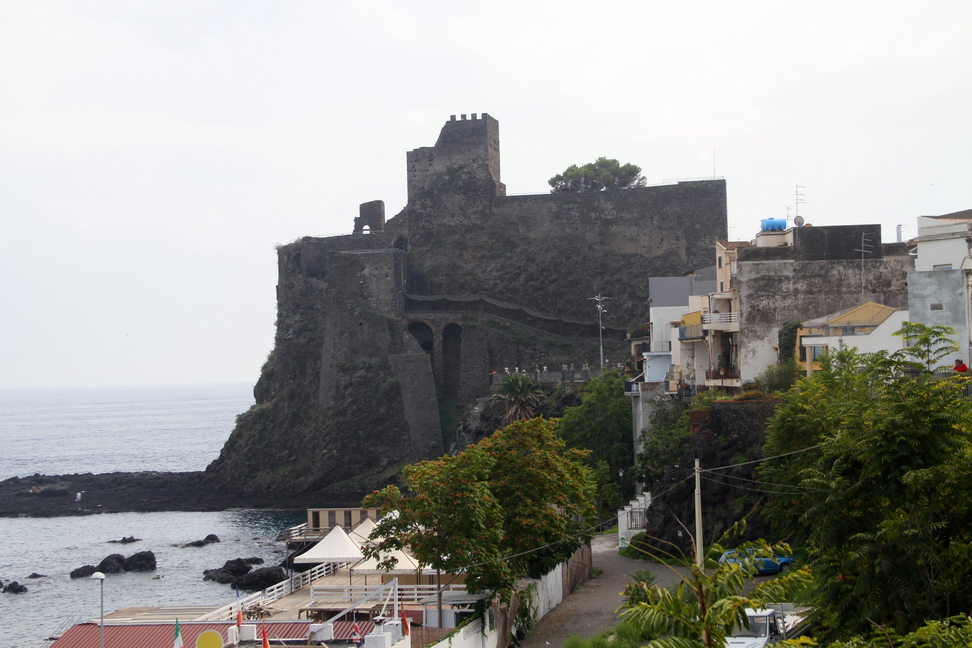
1, 1, 970, 389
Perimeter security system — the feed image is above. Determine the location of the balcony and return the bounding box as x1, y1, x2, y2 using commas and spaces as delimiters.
678, 324, 704, 341
702, 311, 739, 332
705, 368, 740, 380
704, 367, 742, 389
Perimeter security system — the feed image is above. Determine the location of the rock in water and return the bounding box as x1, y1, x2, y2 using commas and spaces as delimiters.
27, 573, 46, 579
96, 554, 127, 574
203, 558, 254, 584
233, 566, 287, 591
123, 551, 157, 572
70, 565, 97, 579
3, 581, 28, 594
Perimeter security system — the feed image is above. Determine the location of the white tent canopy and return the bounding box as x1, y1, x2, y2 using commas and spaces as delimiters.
351, 548, 426, 574
349, 517, 378, 548
293, 525, 365, 565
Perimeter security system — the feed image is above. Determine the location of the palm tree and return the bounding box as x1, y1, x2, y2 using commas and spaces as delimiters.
489, 374, 545, 425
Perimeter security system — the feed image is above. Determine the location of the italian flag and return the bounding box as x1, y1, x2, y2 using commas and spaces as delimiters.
173, 619, 184, 648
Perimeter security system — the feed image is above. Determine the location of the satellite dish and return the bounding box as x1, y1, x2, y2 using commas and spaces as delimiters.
794, 215, 805, 227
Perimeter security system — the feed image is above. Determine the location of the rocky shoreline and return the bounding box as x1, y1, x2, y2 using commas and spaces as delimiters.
0, 471, 325, 517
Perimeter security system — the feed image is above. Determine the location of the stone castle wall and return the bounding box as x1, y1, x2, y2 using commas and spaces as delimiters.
208, 115, 729, 504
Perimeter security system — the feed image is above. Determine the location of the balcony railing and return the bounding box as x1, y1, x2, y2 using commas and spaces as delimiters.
702, 312, 739, 325
705, 368, 740, 380
679, 324, 704, 340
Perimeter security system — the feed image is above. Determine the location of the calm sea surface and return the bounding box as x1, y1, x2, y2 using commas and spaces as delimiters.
0, 384, 305, 648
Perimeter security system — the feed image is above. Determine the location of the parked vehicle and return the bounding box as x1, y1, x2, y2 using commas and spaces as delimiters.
719, 548, 795, 575
726, 605, 808, 647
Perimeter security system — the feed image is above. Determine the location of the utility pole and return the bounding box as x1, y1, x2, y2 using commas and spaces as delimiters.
694, 458, 703, 568
589, 294, 611, 370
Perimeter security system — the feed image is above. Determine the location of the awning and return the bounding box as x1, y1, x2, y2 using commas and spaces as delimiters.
293, 525, 365, 564
351, 548, 426, 574
349, 517, 378, 548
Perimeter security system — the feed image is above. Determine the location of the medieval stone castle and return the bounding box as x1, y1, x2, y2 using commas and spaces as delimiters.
207, 114, 728, 503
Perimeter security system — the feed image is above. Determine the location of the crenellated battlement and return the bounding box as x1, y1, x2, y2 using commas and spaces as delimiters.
407, 112, 504, 201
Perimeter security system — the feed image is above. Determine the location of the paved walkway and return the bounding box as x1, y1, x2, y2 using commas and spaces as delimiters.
521, 534, 684, 648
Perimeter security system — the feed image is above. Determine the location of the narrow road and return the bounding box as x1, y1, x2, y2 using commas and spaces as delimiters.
521, 534, 685, 648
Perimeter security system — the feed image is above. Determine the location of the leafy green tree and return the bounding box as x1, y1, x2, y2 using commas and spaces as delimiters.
633, 400, 689, 490
489, 373, 546, 425
829, 614, 972, 647
618, 525, 812, 648
558, 370, 634, 511
760, 322, 972, 640
549, 157, 647, 193
362, 417, 597, 599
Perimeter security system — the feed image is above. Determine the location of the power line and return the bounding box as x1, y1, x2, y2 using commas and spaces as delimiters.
699, 445, 821, 473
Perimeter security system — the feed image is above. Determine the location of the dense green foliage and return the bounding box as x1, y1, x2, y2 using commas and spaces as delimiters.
557, 370, 633, 513
633, 390, 729, 490
362, 418, 597, 599
754, 358, 802, 394
489, 373, 546, 424
829, 614, 972, 647
564, 532, 812, 648
760, 323, 972, 640
778, 321, 803, 364
549, 157, 647, 193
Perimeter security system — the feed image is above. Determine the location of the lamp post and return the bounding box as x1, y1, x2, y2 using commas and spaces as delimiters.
90, 571, 105, 648
589, 294, 611, 370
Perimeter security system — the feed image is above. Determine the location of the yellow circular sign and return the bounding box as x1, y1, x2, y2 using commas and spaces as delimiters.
196, 629, 224, 648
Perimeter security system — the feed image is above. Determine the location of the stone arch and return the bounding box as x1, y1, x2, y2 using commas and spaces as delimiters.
394, 235, 408, 251
407, 321, 435, 357
442, 322, 462, 401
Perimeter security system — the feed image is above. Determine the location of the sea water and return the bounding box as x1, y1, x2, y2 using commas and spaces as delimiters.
0, 384, 305, 648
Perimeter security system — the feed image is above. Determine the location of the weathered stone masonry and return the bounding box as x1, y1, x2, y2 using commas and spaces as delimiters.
207, 114, 729, 504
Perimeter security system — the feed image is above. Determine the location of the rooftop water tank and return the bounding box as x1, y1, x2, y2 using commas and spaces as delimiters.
760, 218, 787, 232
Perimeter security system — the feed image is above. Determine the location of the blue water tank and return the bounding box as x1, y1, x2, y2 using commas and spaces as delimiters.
760, 218, 787, 232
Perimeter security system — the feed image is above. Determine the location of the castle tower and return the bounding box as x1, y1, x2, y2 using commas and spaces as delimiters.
406, 113, 505, 201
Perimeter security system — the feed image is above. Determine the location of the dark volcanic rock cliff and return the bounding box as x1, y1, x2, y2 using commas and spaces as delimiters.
206, 113, 728, 505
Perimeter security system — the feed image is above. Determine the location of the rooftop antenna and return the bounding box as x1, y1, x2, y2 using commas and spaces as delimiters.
795, 185, 807, 220
854, 232, 874, 295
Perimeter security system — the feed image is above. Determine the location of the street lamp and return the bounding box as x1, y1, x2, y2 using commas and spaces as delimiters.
90, 571, 105, 648
589, 294, 611, 370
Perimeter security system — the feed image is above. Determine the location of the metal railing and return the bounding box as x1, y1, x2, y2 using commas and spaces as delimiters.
308, 584, 467, 607
194, 560, 344, 621
702, 312, 739, 324
705, 368, 740, 380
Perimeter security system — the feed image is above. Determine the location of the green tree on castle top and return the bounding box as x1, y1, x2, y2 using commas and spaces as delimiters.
549, 157, 647, 193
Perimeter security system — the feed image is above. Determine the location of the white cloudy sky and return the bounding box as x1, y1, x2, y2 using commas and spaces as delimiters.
1, 0, 970, 389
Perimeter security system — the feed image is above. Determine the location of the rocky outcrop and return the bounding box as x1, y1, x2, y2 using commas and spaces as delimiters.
69, 551, 157, 578
233, 566, 287, 591
202, 557, 264, 584
3, 581, 27, 594
183, 534, 220, 548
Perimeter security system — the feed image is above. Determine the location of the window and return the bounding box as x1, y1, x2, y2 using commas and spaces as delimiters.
718, 256, 723, 268
934, 264, 952, 271
720, 281, 724, 292
931, 303, 944, 311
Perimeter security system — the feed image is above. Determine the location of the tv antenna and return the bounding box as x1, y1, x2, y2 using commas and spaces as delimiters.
795, 185, 807, 220
854, 232, 874, 295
